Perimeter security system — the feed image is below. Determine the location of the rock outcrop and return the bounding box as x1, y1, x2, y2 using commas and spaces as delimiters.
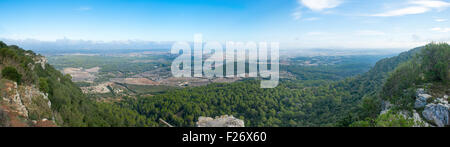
414, 88, 432, 109
25, 53, 48, 70
422, 104, 449, 127
0, 80, 56, 127
411, 110, 430, 127
384, 88, 449, 127
412, 88, 449, 127
196, 115, 244, 127
34, 56, 48, 70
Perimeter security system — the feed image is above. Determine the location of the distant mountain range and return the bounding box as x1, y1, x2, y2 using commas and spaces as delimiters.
0, 38, 175, 53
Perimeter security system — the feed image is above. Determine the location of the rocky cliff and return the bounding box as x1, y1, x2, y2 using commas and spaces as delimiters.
0, 79, 56, 127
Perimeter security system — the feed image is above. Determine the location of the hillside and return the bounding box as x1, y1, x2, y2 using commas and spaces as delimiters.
334, 46, 423, 126
0, 41, 157, 127
351, 43, 449, 127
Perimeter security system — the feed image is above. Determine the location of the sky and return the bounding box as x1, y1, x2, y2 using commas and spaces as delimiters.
0, 0, 449, 50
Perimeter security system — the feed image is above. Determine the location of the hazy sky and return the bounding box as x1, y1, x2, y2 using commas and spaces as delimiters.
0, 0, 449, 49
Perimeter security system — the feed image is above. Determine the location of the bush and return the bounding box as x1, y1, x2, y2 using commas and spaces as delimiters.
0, 41, 6, 48
39, 77, 49, 93
420, 43, 450, 83
374, 111, 416, 127
1, 66, 22, 84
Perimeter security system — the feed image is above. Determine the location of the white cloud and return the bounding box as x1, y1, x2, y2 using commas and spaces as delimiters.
435, 18, 448, 22
372, 0, 450, 17
292, 0, 342, 20
410, 0, 450, 8
431, 27, 450, 32
299, 0, 343, 11
372, 6, 429, 17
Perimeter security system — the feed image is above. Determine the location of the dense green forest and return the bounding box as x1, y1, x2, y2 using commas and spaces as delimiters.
116, 46, 424, 127
1, 40, 448, 127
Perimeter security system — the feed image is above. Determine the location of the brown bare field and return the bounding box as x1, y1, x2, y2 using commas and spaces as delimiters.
62, 67, 100, 83
110, 78, 160, 85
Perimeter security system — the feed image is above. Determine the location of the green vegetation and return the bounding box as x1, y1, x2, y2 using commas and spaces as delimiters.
35, 54, 158, 126
350, 110, 417, 127
1, 66, 22, 84
38, 77, 49, 93
123, 84, 176, 95
284, 64, 369, 81
47, 54, 171, 81
283, 55, 388, 81
0, 41, 158, 127
382, 43, 449, 109
351, 43, 449, 127
118, 80, 354, 126
111, 47, 422, 127
2, 40, 447, 127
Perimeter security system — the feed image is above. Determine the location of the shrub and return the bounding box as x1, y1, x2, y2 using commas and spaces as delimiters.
0, 41, 6, 48
375, 111, 416, 127
1, 66, 22, 84
39, 77, 49, 93
420, 43, 450, 83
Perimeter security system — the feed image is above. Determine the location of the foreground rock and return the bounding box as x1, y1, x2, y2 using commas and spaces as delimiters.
1, 80, 56, 127
413, 88, 449, 127
414, 88, 432, 109
196, 115, 244, 127
422, 104, 449, 127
